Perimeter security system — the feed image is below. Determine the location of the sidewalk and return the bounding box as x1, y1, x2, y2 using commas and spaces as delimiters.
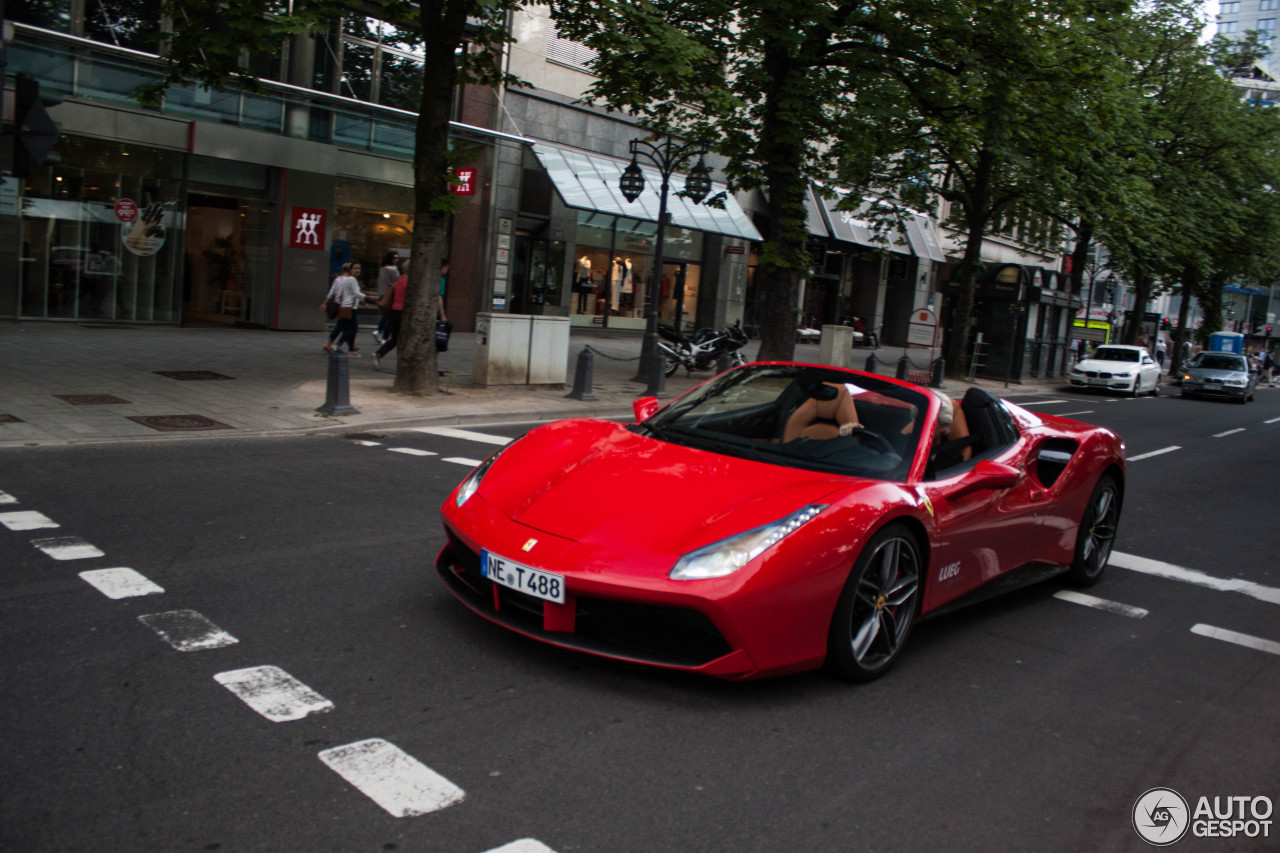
0, 322, 1065, 448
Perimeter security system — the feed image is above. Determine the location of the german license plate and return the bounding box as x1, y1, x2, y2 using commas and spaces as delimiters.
481, 551, 566, 604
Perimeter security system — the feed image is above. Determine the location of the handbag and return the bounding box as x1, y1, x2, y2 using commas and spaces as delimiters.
324, 297, 339, 320
337, 305, 354, 320
435, 320, 452, 352
377, 288, 394, 314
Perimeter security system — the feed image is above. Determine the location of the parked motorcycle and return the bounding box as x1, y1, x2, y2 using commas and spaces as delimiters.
658, 321, 749, 377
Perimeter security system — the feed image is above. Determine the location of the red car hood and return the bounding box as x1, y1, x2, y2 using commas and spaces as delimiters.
480, 419, 856, 555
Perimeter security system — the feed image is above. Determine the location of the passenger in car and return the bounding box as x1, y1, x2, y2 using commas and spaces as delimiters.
783, 382, 864, 442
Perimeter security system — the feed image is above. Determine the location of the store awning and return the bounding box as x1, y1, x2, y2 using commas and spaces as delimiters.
817, 192, 912, 255
531, 141, 762, 242
905, 215, 947, 263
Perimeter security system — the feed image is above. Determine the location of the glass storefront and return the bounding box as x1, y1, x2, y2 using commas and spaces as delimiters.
331, 178, 415, 294
571, 210, 702, 329
15, 136, 184, 322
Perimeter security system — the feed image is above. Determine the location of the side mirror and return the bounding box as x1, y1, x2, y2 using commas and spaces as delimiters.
949, 460, 1021, 499
633, 396, 660, 423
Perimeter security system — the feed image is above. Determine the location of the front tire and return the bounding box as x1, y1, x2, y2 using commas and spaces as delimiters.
1067, 475, 1121, 587
663, 353, 681, 377
826, 524, 921, 681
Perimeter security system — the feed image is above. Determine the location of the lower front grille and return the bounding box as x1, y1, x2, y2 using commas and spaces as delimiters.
437, 532, 732, 668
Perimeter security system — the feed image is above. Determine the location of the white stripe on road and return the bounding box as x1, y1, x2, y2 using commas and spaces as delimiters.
443, 457, 483, 467
1127, 446, 1180, 462
484, 841, 559, 853
79, 568, 164, 599
0, 510, 59, 531
318, 739, 465, 817
138, 610, 239, 651
1213, 428, 1246, 438
1265, 416, 1280, 424
352, 440, 383, 447
1053, 589, 1149, 618
412, 427, 513, 446
1109, 551, 1280, 606
1012, 399, 1069, 407
215, 666, 334, 722
1058, 410, 1095, 417
0, 490, 18, 504
1191, 624, 1280, 657
388, 447, 438, 457
31, 536, 104, 560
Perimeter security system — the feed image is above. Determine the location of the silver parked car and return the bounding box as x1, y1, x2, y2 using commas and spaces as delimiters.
1180, 352, 1258, 403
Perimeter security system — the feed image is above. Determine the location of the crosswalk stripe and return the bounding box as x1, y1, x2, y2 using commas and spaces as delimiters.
138, 610, 239, 651
0, 490, 17, 504
318, 738, 465, 817
483, 841, 559, 853
0, 510, 59, 531
411, 427, 513, 446
388, 447, 438, 456
31, 536, 104, 560
79, 567, 164, 599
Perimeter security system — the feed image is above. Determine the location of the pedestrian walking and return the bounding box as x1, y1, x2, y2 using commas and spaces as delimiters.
375, 260, 409, 369
320, 261, 371, 355
373, 251, 400, 344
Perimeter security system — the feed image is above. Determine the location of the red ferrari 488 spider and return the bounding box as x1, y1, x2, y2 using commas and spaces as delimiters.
437, 363, 1125, 681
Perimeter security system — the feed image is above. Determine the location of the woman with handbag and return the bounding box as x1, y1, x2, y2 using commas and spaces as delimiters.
321, 262, 372, 355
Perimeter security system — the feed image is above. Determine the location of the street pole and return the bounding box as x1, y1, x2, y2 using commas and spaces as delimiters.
618, 137, 711, 397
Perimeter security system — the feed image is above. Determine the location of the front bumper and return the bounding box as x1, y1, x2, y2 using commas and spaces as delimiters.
1069, 375, 1135, 393
1181, 381, 1246, 399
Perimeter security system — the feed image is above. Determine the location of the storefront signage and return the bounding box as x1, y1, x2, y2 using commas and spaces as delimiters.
114, 198, 138, 224
453, 168, 477, 195
724, 245, 745, 255
907, 308, 939, 348
289, 206, 327, 250
121, 201, 168, 257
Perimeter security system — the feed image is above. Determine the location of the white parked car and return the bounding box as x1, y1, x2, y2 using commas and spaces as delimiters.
1069, 345, 1162, 396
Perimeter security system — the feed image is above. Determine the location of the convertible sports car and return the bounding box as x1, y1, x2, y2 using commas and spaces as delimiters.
437, 363, 1126, 681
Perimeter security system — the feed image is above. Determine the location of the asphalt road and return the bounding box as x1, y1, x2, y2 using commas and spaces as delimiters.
1, 385, 1278, 853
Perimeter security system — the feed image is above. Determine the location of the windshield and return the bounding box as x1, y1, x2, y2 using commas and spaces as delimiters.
1199, 354, 1246, 371
1092, 347, 1139, 362
640, 364, 928, 481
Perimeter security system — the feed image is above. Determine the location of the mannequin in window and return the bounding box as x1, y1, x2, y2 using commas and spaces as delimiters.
576, 255, 592, 313
611, 257, 630, 312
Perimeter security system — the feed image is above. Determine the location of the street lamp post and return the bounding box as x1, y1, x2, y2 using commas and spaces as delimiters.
618, 137, 712, 397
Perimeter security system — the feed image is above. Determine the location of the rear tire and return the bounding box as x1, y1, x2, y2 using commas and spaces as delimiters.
663, 354, 681, 377
1067, 475, 1121, 587
826, 524, 921, 682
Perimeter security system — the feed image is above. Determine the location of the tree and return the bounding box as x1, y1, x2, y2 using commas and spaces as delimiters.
552, 0, 929, 362
138, 0, 529, 393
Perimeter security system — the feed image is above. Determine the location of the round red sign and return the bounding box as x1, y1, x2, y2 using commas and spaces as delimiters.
115, 198, 138, 223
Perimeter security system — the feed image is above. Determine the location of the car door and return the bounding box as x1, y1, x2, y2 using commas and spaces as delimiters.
916, 440, 1046, 612
1140, 354, 1159, 390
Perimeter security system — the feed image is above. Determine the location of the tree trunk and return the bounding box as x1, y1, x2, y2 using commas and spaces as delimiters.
1169, 264, 1197, 376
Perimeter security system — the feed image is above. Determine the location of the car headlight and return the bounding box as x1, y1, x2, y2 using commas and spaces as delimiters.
670, 505, 828, 580
1113, 372, 1133, 379
454, 445, 510, 507
1225, 379, 1246, 387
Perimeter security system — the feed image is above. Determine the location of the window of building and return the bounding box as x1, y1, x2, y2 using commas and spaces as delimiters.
336, 16, 425, 107
85, 0, 164, 51
1260, 0, 1277, 11
1258, 18, 1277, 38
1218, 20, 1239, 33
547, 23, 599, 70
1219, 1, 1240, 13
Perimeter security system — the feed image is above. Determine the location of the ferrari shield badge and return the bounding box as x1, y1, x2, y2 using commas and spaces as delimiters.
522, 538, 538, 552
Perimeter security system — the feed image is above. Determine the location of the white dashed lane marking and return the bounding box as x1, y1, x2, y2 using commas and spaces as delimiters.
138, 610, 239, 651
31, 536, 104, 560
1213, 428, 1246, 438
79, 567, 164, 599
318, 738, 466, 817
1053, 590, 1149, 618
352, 440, 383, 446
215, 666, 335, 722
443, 457, 483, 467
1058, 410, 1095, 417
388, 447, 437, 457
0, 510, 59, 531
1010, 399, 1069, 407
1109, 551, 1280, 605
1127, 446, 1180, 462
484, 841, 559, 853
411, 426, 513, 445
0, 490, 19, 504
1191, 624, 1280, 658
1265, 416, 1280, 424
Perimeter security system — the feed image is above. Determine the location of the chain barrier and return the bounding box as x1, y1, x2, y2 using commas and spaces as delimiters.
583, 344, 642, 363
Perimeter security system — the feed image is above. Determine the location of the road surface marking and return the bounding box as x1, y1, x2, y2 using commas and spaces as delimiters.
31, 536, 104, 560
484, 841, 559, 853
388, 447, 438, 457
137, 610, 239, 651
1053, 590, 1149, 618
0, 490, 17, 504
1127, 446, 1180, 462
412, 426, 513, 446
1265, 416, 1280, 424
1213, 428, 1246, 438
443, 457, 483, 467
318, 738, 465, 817
1012, 399, 1069, 407
79, 568, 163, 599
1058, 410, 1095, 417
215, 666, 334, 722
0, 510, 59, 531
1191, 624, 1280, 657
352, 440, 382, 446
1109, 551, 1280, 605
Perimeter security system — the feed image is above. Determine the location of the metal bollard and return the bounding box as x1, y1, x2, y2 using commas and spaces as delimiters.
716, 352, 733, 374
316, 349, 359, 415
566, 346, 598, 401
931, 358, 945, 387
896, 354, 910, 380
864, 352, 879, 374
